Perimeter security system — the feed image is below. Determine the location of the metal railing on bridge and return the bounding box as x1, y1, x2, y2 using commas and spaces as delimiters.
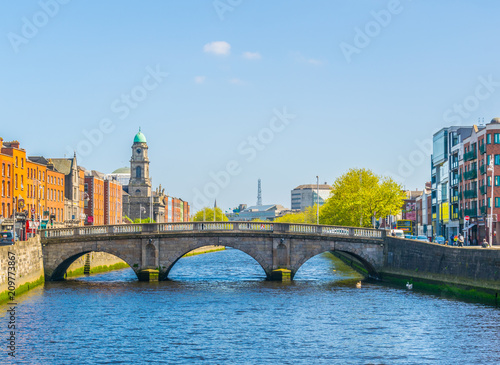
41, 222, 385, 240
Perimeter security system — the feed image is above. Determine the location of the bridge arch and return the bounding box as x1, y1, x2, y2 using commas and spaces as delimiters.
160, 240, 271, 281
290, 240, 381, 280
292, 249, 379, 279
47, 246, 139, 281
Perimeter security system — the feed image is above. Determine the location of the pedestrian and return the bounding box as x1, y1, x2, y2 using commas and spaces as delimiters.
458, 234, 464, 247
482, 238, 489, 248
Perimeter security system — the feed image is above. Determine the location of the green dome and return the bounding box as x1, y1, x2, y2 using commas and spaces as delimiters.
134, 128, 147, 143
112, 167, 130, 174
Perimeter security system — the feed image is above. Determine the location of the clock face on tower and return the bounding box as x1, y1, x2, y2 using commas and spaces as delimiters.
136, 148, 142, 154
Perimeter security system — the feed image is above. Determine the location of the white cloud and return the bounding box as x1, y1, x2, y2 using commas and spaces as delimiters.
307, 58, 322, 65
292, 52, 324, 66
243, 51, 261, 60
203, 41, 231, 56
229, 78, 244, 85
194, 76, 206, 84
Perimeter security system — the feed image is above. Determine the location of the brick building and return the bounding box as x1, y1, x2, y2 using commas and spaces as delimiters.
0, 141, 14, 219
46, 161, 65, 224
104, 179, 122, 225
25, 157, 66, 226
459, 118, 500, 244
1, 140, 27, 219
84, 170, 122, 226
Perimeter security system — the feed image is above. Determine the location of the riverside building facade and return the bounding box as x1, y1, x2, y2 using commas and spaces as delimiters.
432, 118, 500, 245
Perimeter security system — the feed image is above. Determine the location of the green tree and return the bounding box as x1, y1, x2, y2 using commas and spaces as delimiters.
133, 217, 155, 223
275, 204, 320, 224
320, 168, 405, 227
192, 207, 229, 222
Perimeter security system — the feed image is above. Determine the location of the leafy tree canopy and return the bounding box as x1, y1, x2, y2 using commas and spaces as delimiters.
319, 168, 405, 227
133, 217, 155, 223
192, 207, 229, 222
274, 204, 319, 224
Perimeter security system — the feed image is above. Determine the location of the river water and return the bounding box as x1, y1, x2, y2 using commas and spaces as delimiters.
1, 248, 500, 364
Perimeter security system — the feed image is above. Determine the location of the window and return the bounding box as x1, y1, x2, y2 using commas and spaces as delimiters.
495, 176, 500, 186
488, 176, 491, 186
487, 134, 492, 144
136, 166, 141, 178
495, 155, 500, 165
496, 198, 500, 208
15, 157, 18, 167
21, 158, 24, 169
495, 134, 500, 144
1, 163, 4, 177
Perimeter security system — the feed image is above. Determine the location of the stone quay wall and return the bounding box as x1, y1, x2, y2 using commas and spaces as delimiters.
381, 237, 500, 294
66, 252, 128, 278
0, 236, 131, 303
0, 236, 44, 303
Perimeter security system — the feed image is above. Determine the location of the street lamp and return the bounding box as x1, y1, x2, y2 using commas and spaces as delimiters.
488, 158, 495, 246
316, 176, 319, 225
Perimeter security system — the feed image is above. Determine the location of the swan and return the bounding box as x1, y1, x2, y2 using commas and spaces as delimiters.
406, 282, 413, 290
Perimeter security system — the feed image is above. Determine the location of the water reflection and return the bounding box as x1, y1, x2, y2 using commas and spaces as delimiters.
1, 249, 499, 365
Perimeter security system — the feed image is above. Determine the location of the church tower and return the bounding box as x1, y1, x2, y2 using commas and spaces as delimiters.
128, 128, 151, 197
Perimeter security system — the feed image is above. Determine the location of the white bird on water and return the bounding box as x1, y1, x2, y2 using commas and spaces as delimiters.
356, 281, 362, 288
406, 282, 413, 290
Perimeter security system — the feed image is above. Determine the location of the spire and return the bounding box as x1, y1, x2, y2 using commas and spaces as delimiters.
214, 199, 217, 222
257, 178, 262, 206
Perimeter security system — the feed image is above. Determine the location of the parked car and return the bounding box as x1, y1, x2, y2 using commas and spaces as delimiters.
405, 235, 416, 240
433, 236, 445, 244
416, 235, 430, 242
0, 231, 15, 245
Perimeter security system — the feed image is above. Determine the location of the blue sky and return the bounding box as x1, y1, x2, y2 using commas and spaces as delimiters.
2, 0, 500, 212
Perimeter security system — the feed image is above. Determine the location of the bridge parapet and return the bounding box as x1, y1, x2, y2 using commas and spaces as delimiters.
41, 222, 385, 241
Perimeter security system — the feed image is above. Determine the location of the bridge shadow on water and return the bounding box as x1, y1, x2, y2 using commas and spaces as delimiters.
57, 249, 367, 289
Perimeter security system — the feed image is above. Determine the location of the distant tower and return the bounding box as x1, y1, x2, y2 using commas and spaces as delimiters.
128, 128, 151, 197
257, 179, 262, 206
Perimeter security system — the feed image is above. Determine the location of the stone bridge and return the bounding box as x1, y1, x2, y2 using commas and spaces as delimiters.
40, 222, 387, 281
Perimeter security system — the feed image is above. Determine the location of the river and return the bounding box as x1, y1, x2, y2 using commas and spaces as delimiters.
1, 248, 500, 364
